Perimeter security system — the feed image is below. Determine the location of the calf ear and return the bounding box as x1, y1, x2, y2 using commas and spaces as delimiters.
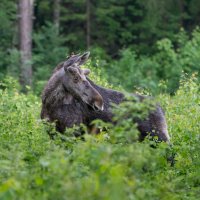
76, 52, 90, 66
64, 54, 80, 69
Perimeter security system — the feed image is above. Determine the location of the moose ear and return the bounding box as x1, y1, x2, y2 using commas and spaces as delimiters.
63, 53, 81, 69
82, 69, 90, 76
76, 51, 90, 66
65, 66, 78, 75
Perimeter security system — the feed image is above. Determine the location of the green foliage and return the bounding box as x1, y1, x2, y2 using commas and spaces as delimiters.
0, 0, 17, 78
84, 59, 113, 89
0, 1, 199, 198
32, 0, 200, 54
59, 0, 87, 50
107, 28, 200, 94
108, 49, 159, 93
1, 0, 200, 96
33, 22, 68, 94
0, 76, 199, 199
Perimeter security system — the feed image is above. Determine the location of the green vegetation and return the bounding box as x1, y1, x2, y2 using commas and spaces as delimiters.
0, 1, 200, 199
0, 75, 199, 200
1, 1, 200, 94
102, 28, 200, 94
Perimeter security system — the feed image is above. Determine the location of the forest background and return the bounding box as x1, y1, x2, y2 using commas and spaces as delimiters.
1, 0, 200, 94
0, 1, 200, 199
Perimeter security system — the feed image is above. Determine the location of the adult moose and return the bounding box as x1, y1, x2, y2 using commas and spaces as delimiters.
41, 52, 170, 142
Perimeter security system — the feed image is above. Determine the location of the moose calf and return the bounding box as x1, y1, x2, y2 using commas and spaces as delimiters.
41, 52, 170, 142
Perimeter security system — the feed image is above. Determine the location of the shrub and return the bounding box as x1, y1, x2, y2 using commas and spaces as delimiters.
107, 28, 200, 94
0, 76, 199, 200
33, 22, 68, 95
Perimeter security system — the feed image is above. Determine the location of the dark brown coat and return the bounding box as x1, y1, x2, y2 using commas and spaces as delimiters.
41, 53, 170, 142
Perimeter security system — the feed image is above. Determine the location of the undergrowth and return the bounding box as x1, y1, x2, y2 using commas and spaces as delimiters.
0, 76, 199, 200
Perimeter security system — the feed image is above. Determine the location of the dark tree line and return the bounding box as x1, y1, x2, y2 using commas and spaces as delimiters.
33, 0, 200, 54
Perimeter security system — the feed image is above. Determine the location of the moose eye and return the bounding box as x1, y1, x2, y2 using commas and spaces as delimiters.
73, 76, 79, 83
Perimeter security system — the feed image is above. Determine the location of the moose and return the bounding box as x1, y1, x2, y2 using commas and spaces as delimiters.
41, 52, 170, 142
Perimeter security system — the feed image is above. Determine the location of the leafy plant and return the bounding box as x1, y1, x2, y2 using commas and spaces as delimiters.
0, 75, 199, 199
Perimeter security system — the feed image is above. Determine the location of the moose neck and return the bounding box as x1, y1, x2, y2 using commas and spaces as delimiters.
87, 78, 124, 105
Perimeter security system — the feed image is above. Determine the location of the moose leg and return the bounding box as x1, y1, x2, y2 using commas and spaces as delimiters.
56, 121, 66, 133
87, 124, 100, 134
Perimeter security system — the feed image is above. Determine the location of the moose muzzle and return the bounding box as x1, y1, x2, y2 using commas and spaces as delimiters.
92, 93, 104, 111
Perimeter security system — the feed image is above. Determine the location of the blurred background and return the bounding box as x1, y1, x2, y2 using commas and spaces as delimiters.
1, 0, 200, 94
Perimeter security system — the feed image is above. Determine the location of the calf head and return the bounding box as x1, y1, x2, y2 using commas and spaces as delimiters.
62, 52, 104, 111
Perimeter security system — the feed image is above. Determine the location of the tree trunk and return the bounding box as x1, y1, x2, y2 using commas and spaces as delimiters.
53, 0, 61, 34
86, 0, 91, 49
19, 0, 34, 91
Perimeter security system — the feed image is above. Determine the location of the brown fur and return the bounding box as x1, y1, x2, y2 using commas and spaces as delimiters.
41, 56, 170, 142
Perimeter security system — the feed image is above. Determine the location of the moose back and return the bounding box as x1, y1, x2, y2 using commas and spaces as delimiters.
41, 52, 170, 142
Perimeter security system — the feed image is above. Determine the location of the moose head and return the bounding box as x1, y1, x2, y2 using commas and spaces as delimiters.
62, 52, 104, 111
